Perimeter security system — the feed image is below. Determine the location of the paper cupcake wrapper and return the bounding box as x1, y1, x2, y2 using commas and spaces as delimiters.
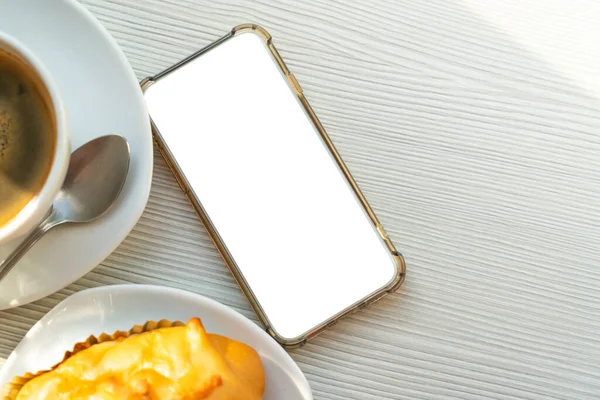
1, 319, 184, 399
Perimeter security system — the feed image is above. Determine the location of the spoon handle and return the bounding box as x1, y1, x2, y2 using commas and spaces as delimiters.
0, 210, 63, 282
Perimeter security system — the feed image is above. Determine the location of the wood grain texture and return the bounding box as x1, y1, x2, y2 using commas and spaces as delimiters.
1, 0, 600, 398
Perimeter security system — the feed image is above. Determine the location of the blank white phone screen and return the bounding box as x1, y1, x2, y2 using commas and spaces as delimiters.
144, 31, 397, 340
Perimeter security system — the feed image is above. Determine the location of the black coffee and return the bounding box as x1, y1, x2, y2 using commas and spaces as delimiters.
0, 50, 56, 226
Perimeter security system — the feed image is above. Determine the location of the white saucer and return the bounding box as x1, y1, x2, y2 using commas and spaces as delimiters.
0, 285, 313, 399
0, 0, 152, 308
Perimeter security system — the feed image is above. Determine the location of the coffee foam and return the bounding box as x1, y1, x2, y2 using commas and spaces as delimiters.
0, 48, 56, 226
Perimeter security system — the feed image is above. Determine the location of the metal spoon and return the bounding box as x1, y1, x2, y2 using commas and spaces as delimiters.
0, 135, 130, 282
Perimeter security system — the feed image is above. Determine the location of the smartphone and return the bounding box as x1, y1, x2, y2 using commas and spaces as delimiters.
142, 24, 405, 347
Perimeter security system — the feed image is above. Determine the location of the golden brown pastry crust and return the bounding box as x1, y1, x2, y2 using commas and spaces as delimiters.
3, 318, 264, 400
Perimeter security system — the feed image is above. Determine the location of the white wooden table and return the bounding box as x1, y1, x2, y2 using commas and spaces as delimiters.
2, 0, 600, 398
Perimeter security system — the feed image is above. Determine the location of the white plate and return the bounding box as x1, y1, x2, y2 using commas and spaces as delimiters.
0, 0, 152, 308
0, 285, 313, 399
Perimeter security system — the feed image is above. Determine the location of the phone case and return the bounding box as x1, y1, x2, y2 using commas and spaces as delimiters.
141, 24, 406, 348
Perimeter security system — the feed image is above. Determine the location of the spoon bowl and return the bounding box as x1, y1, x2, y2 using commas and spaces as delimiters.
54, 135, 130, 223
0, 135, 130, 282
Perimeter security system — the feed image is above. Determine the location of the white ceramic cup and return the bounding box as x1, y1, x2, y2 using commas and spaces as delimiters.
0, 32, 70, 244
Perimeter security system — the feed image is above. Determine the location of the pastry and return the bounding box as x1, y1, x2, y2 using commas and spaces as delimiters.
2, 318, 265, 399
